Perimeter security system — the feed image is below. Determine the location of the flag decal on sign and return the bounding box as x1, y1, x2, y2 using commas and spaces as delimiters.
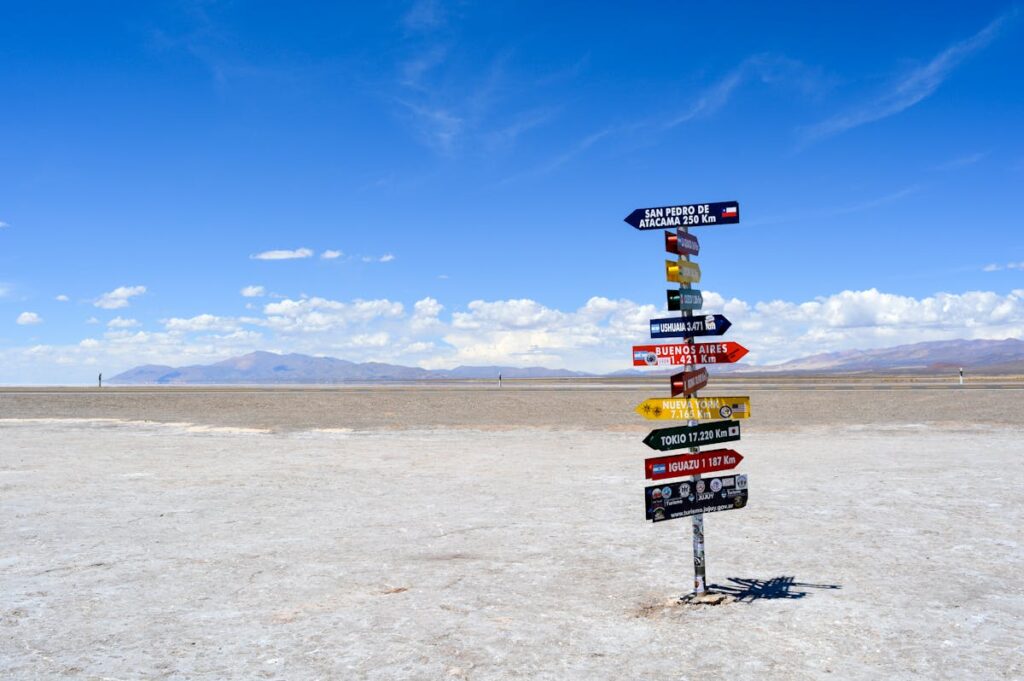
722, 206, 737, 218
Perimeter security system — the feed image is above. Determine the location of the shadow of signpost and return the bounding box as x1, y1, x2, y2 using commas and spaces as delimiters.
709, 576, 841, 602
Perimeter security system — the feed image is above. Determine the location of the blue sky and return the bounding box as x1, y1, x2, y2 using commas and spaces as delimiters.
1, 1, 1023, 382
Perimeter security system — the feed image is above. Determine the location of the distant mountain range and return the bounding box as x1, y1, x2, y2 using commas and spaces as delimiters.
738, 338, 1024, 375
109, 351, 590, 384
109, 338, 1024, 384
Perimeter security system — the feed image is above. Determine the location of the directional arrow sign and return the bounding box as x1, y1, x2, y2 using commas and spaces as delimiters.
650, 315, 730, 339
667, 289, 703, 311
665, 230, 700, 256
625, 201, 740, 230
645, 448, 743, 480
635, 396, 751, 421
665, 259, 701, 284
632, 342, 748, 367
643, 420, 741, 451
670, 368, 708, 397
646, 474, 748, 522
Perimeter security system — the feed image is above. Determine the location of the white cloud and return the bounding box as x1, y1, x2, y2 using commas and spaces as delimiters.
0, 220, 8, 229
321, 250, 343, 260
250, 248, 314, 261
262, 297, 404, 333
107, 317, 140, 329
55, 294, 70, 302
241, 285, 265, 297
94, 285, 146, 309
983, 262, 1024, 272
163, 314, 240, 333
16, 312, 42, 325
803, 11, 1012, 143
85, 317, 100, 325
361, 254, 396, 263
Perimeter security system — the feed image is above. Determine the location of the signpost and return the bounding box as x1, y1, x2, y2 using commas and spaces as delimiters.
650, 315, 731, 339
634, 396, 751, 420
667, 289, 703, 312
632, 341, 748, 366
642, 420, 741, 451
645, 474, 748, 522
666, 230, 700, 256
645, 449, 743, 480
625, 198, 748, 598
670, 368, 709, 397
624, 201, 740, 230
665, 259, 701, 284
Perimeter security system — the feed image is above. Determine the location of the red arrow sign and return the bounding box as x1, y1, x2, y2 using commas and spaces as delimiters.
670, 368, 708, 396
665, 229, 699, 256
645, 449, 743, 480
632, 342, 748, 367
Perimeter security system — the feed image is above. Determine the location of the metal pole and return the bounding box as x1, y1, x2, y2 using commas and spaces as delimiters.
680, 226, 706, 594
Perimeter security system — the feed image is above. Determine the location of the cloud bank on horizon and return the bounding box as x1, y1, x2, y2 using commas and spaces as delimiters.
3, 287, 1023, 383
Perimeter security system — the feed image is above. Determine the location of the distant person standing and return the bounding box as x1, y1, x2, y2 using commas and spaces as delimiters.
959, 367, 963, 385
98, 372, 103, 388
498, 372, 502, 389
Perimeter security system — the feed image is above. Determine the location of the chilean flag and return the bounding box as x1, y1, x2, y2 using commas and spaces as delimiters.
722, 205, 738, 218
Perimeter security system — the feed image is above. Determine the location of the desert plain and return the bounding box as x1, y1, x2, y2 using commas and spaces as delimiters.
2, 380, 1023, 679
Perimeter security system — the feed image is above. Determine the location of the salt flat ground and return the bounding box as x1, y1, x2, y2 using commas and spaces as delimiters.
1, 386, 1023, 680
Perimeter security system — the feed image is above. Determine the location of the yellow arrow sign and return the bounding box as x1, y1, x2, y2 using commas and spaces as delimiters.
635, 396, 751, 421
665, 259, 701, 284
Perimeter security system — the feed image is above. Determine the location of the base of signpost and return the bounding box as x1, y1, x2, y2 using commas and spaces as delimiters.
678, 591, 734, 606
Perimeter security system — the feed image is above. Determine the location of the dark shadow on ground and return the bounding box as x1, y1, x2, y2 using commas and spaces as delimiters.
709, 576, 841, 602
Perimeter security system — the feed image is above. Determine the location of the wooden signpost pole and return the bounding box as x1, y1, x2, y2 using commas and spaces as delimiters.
679, 225, 707, 594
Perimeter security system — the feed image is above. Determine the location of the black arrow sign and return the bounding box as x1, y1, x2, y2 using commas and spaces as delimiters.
624, 201, 739, 230
650, 315, 731, 339
643, 420, 741, 451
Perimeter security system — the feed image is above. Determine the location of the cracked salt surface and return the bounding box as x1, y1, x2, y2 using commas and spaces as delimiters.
1, 414, 1022, 679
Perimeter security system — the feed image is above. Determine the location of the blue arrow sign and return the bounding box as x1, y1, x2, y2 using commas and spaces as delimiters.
649, 315, 731, 339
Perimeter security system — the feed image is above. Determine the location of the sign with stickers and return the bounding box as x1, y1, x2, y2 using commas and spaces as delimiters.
645, 474, 748, 522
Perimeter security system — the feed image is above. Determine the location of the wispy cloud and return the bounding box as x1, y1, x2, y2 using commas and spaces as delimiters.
361, 254, 396, 263
55, 294, 70, 302
934, 151, 987, 170
802, 10, 1015, 144
94, 285, 146, 310
250, 248, 314, 261
321, 250, 343, 260
241, 285, 266, 297
665, 54, 830, 130
402, 0, 446, 33
746, 185, 920, 227
0, 220, 8, 229
983, 261, 1024, 272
